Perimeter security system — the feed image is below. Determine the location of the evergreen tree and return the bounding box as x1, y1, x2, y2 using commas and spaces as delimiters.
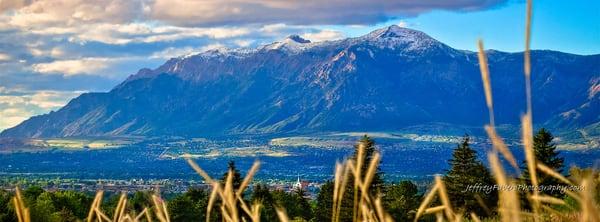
315, 136, 384, 222
51, 190, 92, 219
521, 128, 565, 196
221, 161, 243, 190
0, 190, 16, 222
443, 135, 496, 216
23, 186, 44, 204
250, 184, 277, 222
168, 188, 211, 222
216, 161, 246, 221
314, 181, 334, 222
351, 135, 384, 190
291, 188, 312, 221
101, 193, 122, 218
168, 195, 199, 221
130, 191, 153, 214
382, 181, 421, 221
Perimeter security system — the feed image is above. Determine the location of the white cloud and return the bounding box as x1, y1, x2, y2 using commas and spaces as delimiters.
26, 47, 66, 58
260, 23, 288, 34
0, 89, 85, 130
138, 26, 250, 43
234, 39, 253, 47
6, 0, 145, 27
0, 53, 11, 61
32, 57, 112, 76
1, 0, 506, 29
301, 30, 345, 42
28, 23, 252, 45
0, 108, 32, 131
0, 0, 30, 12
146, 0, 506, 26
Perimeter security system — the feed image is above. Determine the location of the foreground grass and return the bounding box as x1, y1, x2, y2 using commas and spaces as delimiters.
7, 0, 600, 221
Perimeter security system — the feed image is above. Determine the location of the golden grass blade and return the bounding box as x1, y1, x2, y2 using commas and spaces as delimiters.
477, 40, 495, 126
12, 189, 21, 222
521, 112, 540, 217
374, 197, 387, 222
564, 189, 582, 203
236, 195, 254, 220
362, 153, 381, 192
237, 161, 261, 197
435, 175, 455, 221
536, 163, 573, 186
249, 203, 261, 222
540, 205, 572, 221
145, 207, 153, 222
579, 178, 600, 222
275, 208, 289, 222
152, 195, 170, 222
119, 198, 129, 222
134, 208, 149, 222
359, 203, 374, 222
484, 125, 519, 170
87, 191, 104, 222
470, 213, 482, 222
221, 205, 233, 222
222, 171, 237, 221
13, 187, 29, 222
435, 212, 443, 222
414, 182, 439, 222
95, 208, 112, 222
186, 157, 215, 183
353, 142, 365, 222
113, 193, 127, 222
530, 195, 566, 205
12, 198, 23, 222
332, 160, 351, 222
424, 206, 446, 214
161, 198, 170, 222
488, 152, 521, 222
524, 0, 533, 115
206, 182, 220, 222
120, 214, 133, 222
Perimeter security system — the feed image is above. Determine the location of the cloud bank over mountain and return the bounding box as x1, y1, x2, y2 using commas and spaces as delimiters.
1, 0, 506, 26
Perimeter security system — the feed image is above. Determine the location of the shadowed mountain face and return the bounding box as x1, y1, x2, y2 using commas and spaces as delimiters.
2, 25, 599, 138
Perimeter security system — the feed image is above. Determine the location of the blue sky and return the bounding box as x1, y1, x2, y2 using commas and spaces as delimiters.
0, 0, 598, 130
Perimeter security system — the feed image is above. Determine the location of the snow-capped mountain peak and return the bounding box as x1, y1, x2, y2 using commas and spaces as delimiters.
284, 35, 311, 44
262, 35, 314, 52
359, 25, 443, 52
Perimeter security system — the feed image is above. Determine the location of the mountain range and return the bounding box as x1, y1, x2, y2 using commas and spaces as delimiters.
1, 25, 598, 139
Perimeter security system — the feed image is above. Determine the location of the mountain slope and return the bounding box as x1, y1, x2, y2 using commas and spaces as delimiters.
2, 25, 599, 138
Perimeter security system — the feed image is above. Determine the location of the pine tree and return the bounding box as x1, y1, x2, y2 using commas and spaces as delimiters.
313, 136, 384, 222
292, 188, 312, 221
221, 161, 243, 190
351, 135, 384, 190
443, 135, 496, 216
130, 191, 152, 214
0, 189, 17, 222
521, 128, 565, 196
216, 161, 246, 221
314, 181, 334, 222
250, 184, 277, 222
382, 181, 421, 221
343, 135, 385, 221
